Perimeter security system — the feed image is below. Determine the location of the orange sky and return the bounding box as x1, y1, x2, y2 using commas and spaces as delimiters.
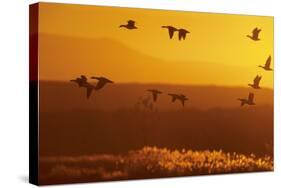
38, 2, 273, 88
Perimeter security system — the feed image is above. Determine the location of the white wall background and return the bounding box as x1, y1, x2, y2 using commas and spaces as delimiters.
0, 0, 279, 187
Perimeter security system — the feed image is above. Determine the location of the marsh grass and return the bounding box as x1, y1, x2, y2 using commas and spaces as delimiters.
39, 146, 273, 185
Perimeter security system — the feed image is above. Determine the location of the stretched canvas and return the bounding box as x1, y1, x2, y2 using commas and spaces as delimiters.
29, 2, 274, 185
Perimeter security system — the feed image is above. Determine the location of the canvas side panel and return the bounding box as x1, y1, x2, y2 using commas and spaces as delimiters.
29, 3, 39, 185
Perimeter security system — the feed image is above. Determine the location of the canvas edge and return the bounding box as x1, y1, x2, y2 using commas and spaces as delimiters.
29, 3, 39, 186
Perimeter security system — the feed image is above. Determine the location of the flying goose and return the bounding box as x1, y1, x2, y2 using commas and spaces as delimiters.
178, 28, 190, 41
120, 20, 138, 29
90, 76, 114, 90
177, 94, 189, 107
248, 75, 262, 89
247, 27, 261, 41
259, 56, 272, 71
168, 93, 188, 107
237, 92, 256, 106
70, 75, 87, 87
168, 93, 179, 103
161, 26, 178, 39
147, 89, 162, 102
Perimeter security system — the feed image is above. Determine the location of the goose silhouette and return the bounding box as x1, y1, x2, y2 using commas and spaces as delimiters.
168, 93, 179, 103
120, 20, 137, 29
70, 75, 95, 99
146, 89, 162, 102
177, 94, 189, 107
247, 27, 261, 41
237, 92, 256, 106
91, 76, 114, 90
248, 75, 262, 89
259, 56, 272, 71
168, 93, 188, 107
161, 26, 178, 39
70, 75, 87, 87
178, 28, 190, 41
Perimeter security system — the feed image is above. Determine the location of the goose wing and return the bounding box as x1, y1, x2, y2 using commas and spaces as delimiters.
162, 26, 177, 39
179, 29, 189, 40
168, 27, 176, 39
152, 92, 157, 102
248, 93, 254, 102
252, 28, 258, 36
253, 27, 261, 38
70, 79, 78, 83
128, 20, 135, 26
168, 94, 177, 102
178, 30, 183, 40
86, 86, 94, 99
80, 75, 87, 82
180, 99, 185, 107
95, 80, 107, 90
265, 56, 271, 68
254, 75, 262, 85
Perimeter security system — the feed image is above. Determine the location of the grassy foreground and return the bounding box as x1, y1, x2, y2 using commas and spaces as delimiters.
39, 147, 273, 185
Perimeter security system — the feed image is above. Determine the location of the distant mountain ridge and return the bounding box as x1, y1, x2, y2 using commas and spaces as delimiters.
38, 33, 267, 87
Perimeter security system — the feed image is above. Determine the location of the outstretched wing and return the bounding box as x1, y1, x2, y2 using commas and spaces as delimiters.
252, 27, 258, 35
179, 29, 188, 40
70, 79, 81, 86
248, 93, 254, 102
152, 92, 157, 102
168, 28, 176, 39
265, 56, 271, 68
178, 31, 183, 40
254, 75, 262, 85
86, 87, 94, 99
168, 94, 177, 102
95, 80, 106, 90
162, 26, 177, 39
253, 27, 261, 38
128, 20, 135, 25
181, 99, 185, 107
80, 75, 87, 82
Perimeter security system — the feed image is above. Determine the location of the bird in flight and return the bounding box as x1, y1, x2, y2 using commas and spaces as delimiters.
146, 89, 162, 102
178, 28, 190, 41
70, 75, 95, 99
248, 75, 262, 89
161, 26, 178, 39
162, 26, 190, 40
70, 75, 88, 87
120, 20, 138, 29
177, 94, 189, 107
168, 93, 179, 103
237, 92, 256, 106
91, 76, 114, 90
168, 93, 188, 107
247, 27, 261, 41
259, 56, 273, 71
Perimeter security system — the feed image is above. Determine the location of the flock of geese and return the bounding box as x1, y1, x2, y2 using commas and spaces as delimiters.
70, 75, 113, 99
237, 27, 273, 106
70, 20, 272, 108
